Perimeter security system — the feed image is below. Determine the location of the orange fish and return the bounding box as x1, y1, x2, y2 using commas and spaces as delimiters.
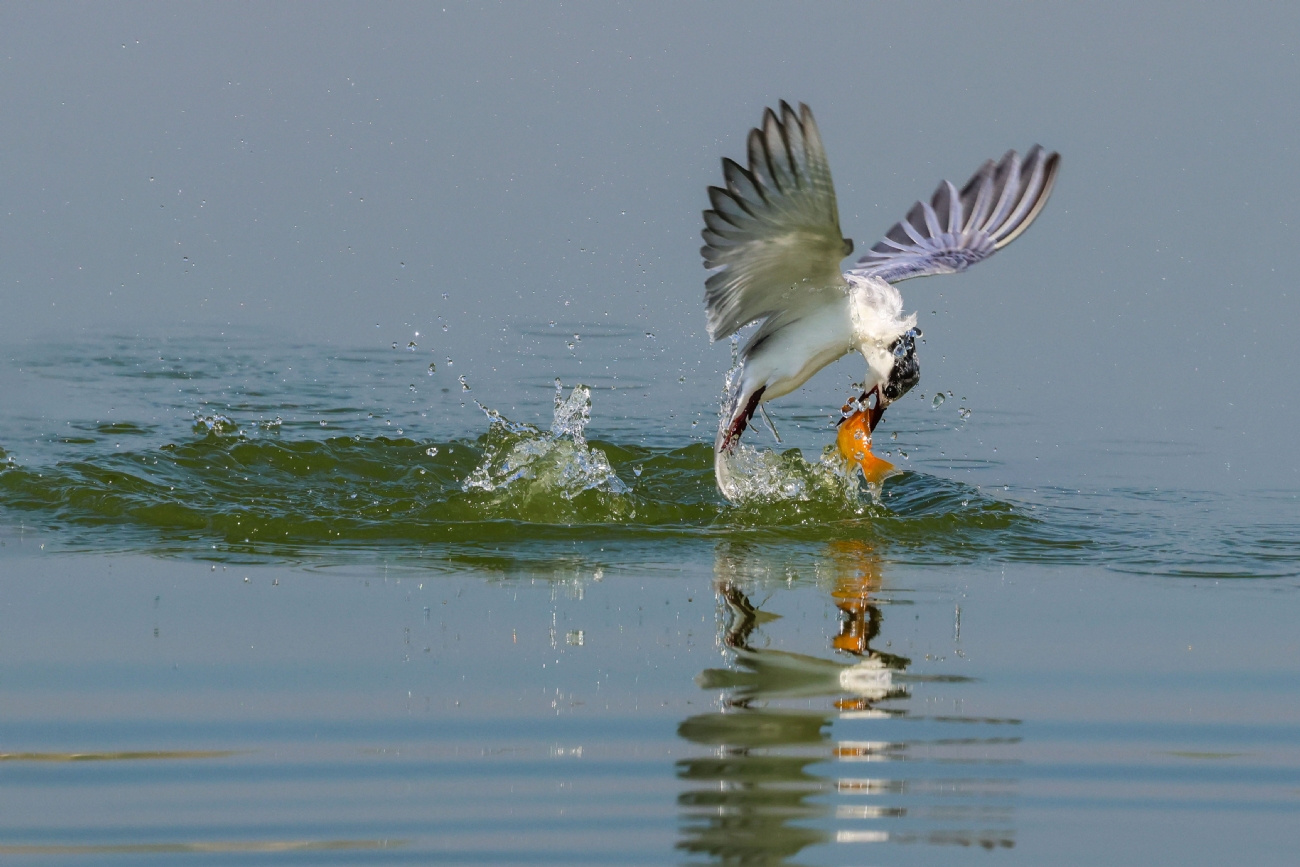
836, 392, 895, 485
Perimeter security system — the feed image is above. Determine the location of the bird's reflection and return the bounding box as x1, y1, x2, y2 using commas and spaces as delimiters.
675, 540, 909, 866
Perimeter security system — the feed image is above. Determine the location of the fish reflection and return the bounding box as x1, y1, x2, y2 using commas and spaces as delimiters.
675, 541, 909, 866
676, 541, 1016, 864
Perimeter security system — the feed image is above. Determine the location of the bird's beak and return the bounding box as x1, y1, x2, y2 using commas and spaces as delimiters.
865, 386, 887, 433
837, 385, 889, 433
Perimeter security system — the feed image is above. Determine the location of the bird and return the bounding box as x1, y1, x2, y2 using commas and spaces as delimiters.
701, 101, 1059, 500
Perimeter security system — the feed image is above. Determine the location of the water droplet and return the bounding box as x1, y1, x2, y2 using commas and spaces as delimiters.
446, 357, 453, 367
425, 446, 439, 457
890, 431, 898, 441
400, 262, 405, 268
350, 492, 358, 499
458, 375, 470, 392
548, 320, 556, 327
319, 420, 327, 427
396, 429, 403, 436
367, 413, 374, 419
958, 407, 971, 419
932, 393, 946, 408
567, 341, 576, 350
407, 341, 417, 351
866, 392, 878, 410
409, 383, 417, 392
391, 342, 398, 349
632, 465, 643, 477
427, 363, 436, 375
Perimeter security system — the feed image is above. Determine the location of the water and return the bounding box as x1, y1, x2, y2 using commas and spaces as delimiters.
5, 6, 1300, 861
1, 333, 1297, 865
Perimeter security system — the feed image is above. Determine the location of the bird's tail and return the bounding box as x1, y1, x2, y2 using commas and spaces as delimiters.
714, 368, 765, 502
713, 367, 743, 500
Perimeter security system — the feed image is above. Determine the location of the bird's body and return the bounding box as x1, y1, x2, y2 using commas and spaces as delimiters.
702, 102, 1059, 500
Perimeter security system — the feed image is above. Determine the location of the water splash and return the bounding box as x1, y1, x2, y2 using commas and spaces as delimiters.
192, 413, 239, 435
715, 342, 866, 507
550, 379, 593, 446
717, 442, 863, 509
462, 383, 629, 501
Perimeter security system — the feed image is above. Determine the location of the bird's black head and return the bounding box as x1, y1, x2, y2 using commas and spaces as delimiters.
882, 327, 921, 403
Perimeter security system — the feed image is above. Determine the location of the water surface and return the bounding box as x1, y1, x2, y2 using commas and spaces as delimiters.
1, 334, 1297, 866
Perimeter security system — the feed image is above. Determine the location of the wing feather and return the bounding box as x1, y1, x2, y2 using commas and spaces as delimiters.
960, 160, 996, 232
701, 102, 851, 342
848, 147, 1060, 284
990, 147, 1054, 248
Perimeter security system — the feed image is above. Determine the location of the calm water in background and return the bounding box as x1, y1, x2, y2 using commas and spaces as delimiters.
3, 3, 1300, 864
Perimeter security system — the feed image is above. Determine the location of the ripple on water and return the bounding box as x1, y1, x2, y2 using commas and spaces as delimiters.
0, 385, 1297, 578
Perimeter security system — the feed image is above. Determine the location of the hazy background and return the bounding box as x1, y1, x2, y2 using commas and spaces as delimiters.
2, 2, 1297, 488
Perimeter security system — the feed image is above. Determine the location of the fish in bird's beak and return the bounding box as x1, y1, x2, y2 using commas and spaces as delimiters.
836, 387, 895, 485
836, 325, 922, 483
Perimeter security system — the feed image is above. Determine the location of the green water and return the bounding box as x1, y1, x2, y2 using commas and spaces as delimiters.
4, 335, 1294, 575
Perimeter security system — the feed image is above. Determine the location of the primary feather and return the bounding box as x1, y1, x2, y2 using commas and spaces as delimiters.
702, 101, 852, 343
847, 146, 1060, 284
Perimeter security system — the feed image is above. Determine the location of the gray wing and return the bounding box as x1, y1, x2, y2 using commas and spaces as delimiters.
847, 146, 1060, 285
701, 101, 853, 342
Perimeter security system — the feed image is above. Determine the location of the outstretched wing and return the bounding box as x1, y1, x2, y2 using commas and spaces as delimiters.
702, 101, 853, 342
847, 146, 1060, 285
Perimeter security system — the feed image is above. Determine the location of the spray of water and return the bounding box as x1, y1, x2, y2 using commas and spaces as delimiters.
462, 382, 629, 500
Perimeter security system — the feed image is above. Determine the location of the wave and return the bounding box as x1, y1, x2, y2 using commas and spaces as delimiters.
1, 386, 1296, 577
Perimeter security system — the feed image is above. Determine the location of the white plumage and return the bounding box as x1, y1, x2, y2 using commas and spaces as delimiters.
702, 101, 1059, 499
